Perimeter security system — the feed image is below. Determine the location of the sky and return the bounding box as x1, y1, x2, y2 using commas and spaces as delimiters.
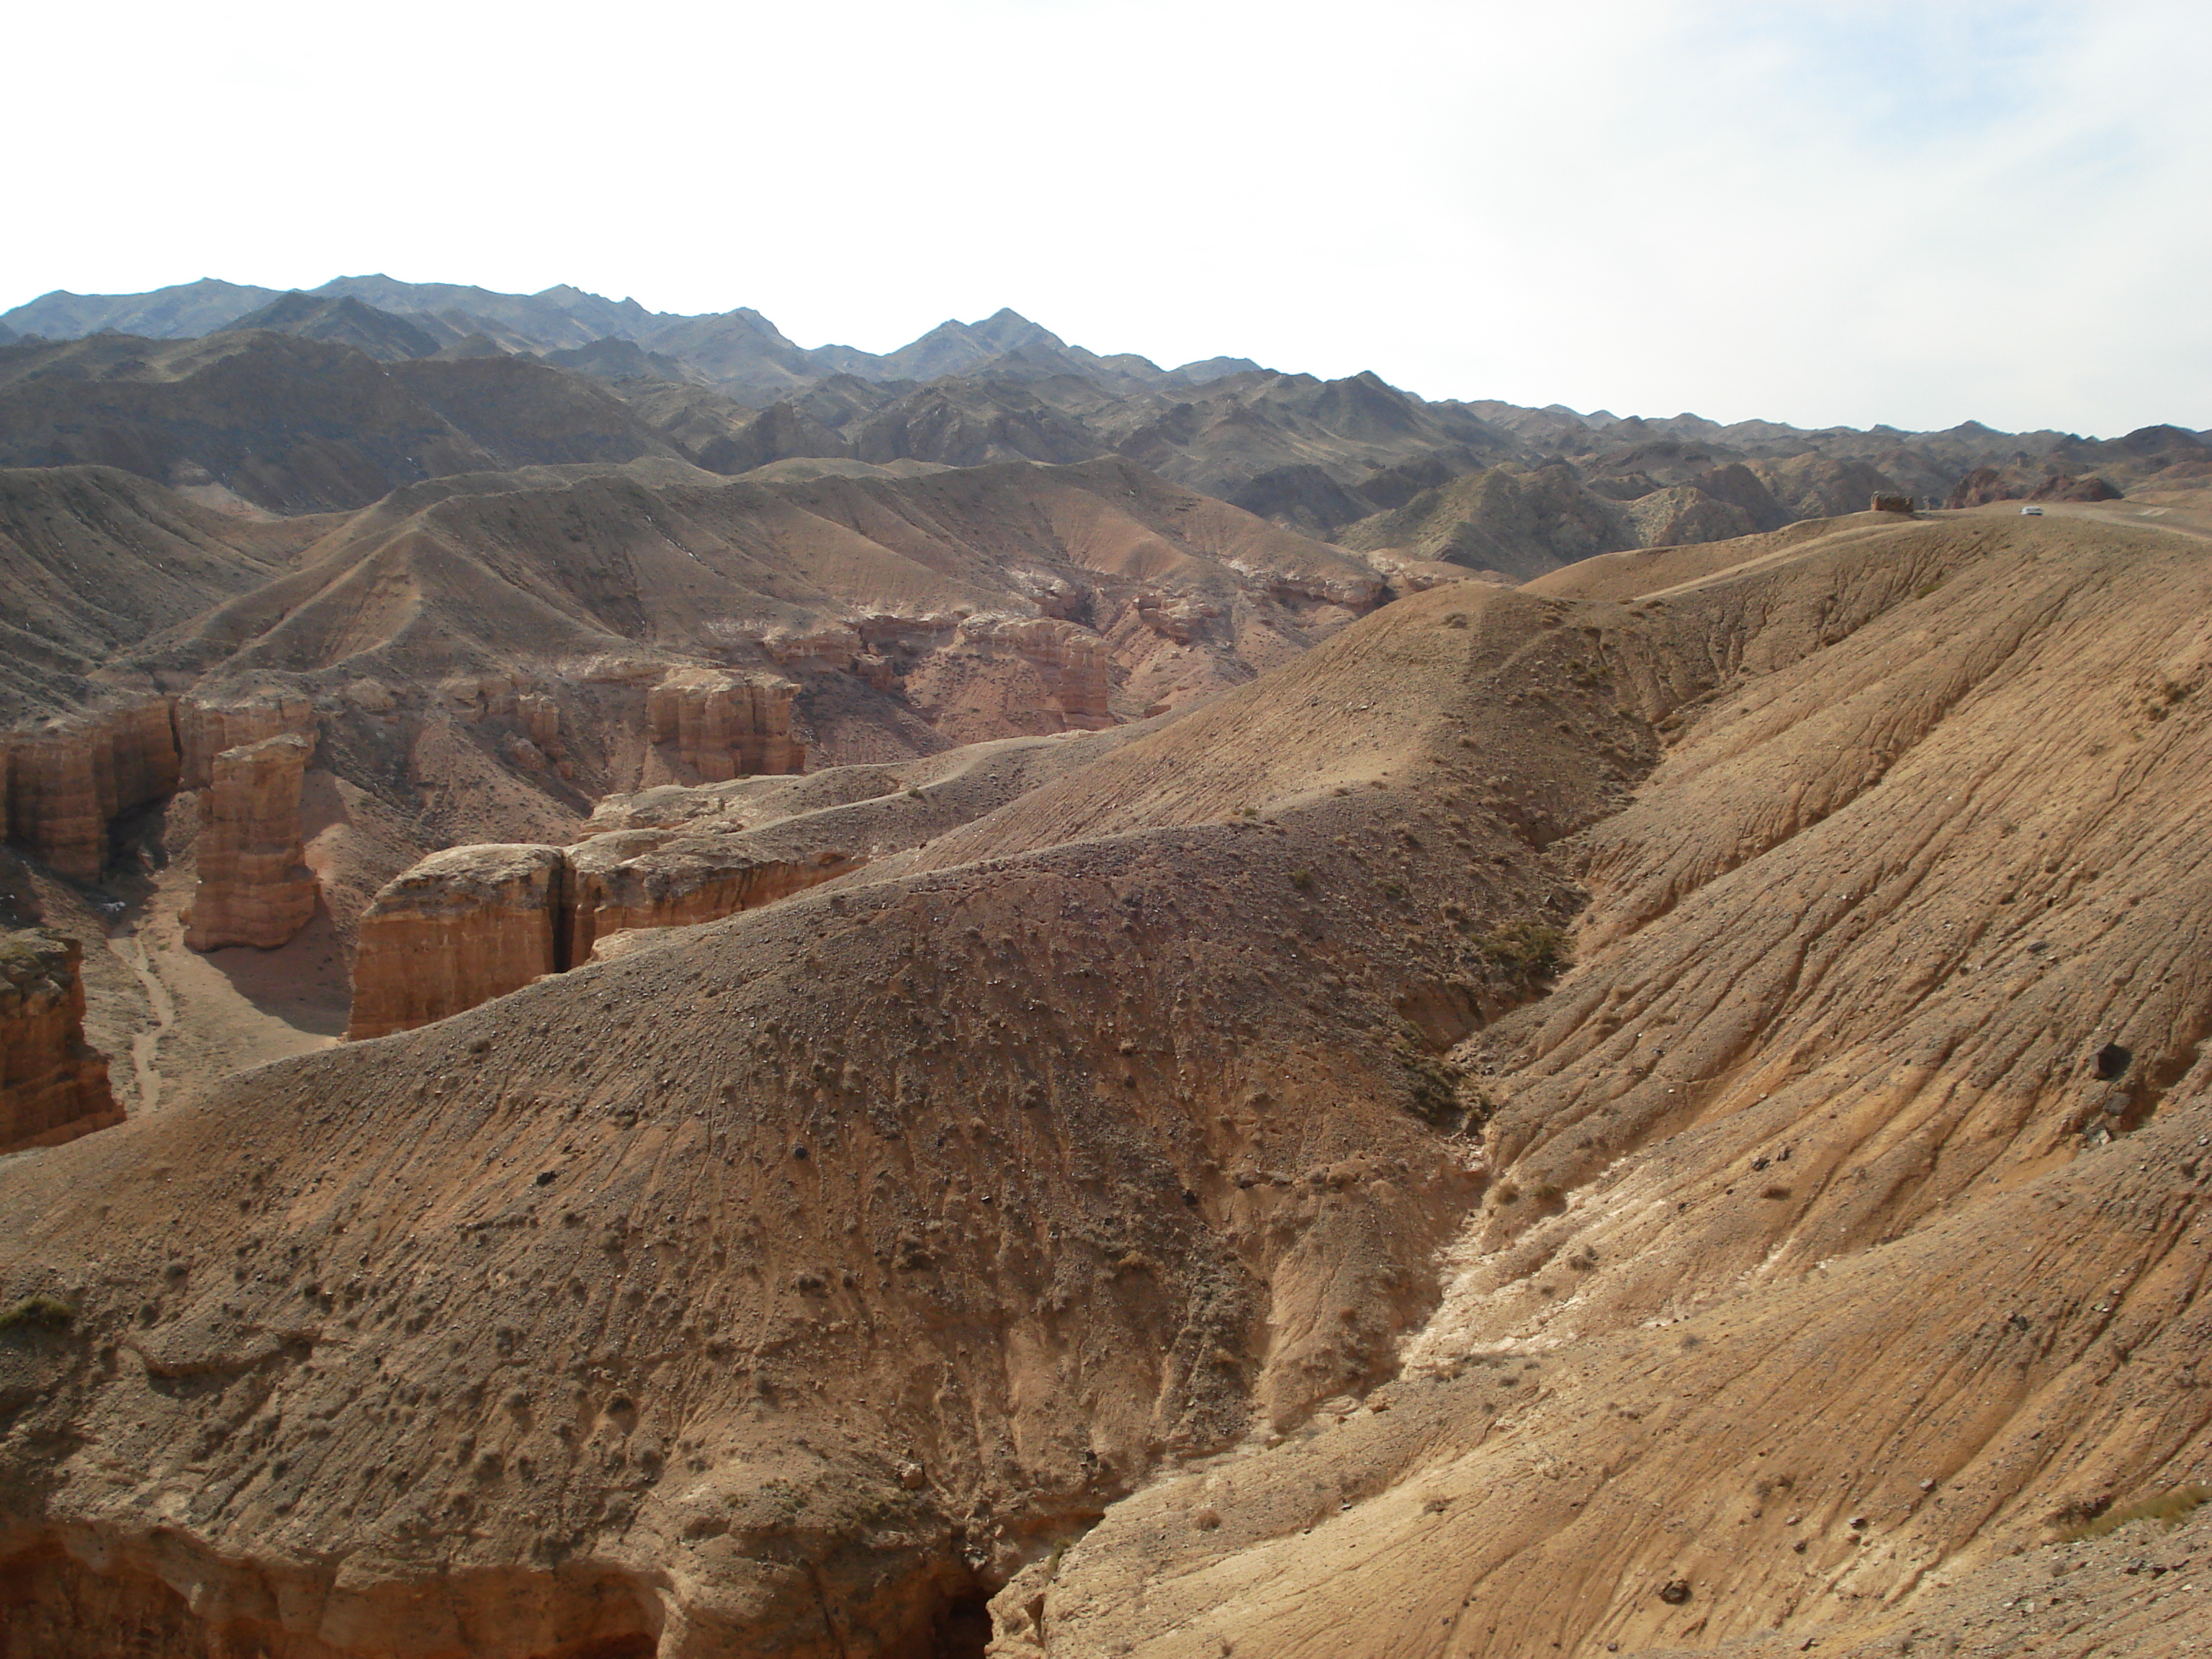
4, 0, 2206, 435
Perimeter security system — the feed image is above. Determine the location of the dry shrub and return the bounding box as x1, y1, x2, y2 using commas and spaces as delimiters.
2058, 1485, 2211, 1543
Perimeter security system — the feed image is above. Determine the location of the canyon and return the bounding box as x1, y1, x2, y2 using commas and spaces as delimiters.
0, 498, 2207, 1658
0, 279, 2208, 1659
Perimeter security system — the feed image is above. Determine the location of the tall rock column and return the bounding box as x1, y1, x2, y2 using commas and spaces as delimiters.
0, 930, 121, 1154
345, 845, 569, 1040
184, 734, 319, 951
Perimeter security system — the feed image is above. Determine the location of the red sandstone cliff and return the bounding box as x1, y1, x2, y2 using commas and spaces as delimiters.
0, 691, 314, 884
989, 619, 1115, 728
175, 692, 315, 790
1, 698, 179, 879
343, 844, 570, 1040
0, 929, 120, 1154
563, 830, 857, 966
647, 670, 804, 781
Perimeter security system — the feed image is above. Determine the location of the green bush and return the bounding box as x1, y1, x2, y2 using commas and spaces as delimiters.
0, 1295, 75, 1334
1401, 1051, 1465, 1130
1478, 919, 1573, 981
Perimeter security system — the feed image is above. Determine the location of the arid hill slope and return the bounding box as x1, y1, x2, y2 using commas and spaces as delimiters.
0, 451, 1415, 918
146, 452, 1411, 783
16, 281, 2202, 563
6, 508, 2203, 1655
0, 466, 305, 719
0, 332, 684, 513
1030, 508, 2212, 1656
0, 572, 1643, 1657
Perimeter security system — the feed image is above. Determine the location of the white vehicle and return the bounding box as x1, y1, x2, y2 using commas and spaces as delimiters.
2020, 505, 2044, 516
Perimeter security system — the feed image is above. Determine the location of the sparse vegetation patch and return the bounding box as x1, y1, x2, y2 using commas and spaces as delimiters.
2058, 1485, 2211, 1543
1478, 919, 1572, 982
0, 1295, 75, 1334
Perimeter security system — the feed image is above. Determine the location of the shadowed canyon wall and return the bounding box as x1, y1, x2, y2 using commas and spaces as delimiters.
1, 699, 179, 880
0, 929, 118, 1154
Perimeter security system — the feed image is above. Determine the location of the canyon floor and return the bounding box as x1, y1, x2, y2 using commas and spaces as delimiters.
3, 493, 2211, 1658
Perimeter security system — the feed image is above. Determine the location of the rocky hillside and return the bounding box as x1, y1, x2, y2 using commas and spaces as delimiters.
0, 451, 1450, 1124
0, 332, 687, 513
3, 271, 2211, 1659
2, 503, 2209, 1656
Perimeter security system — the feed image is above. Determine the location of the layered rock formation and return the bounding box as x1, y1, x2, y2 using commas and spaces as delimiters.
343, 844, 570, 1040
346, 832, 853, 1041
0, 929, 119, 1154
990, 619, 1113, 727
646, 670, 804, 780
183, 734, 319, 952
0, 689, 318, 884
175, 691, 315, 790
1, 698, 180, 879
896, 619, 1120, 738
564, 830, 859, 967
1944, 467, 2124, 509
347, 730, 1145, 1037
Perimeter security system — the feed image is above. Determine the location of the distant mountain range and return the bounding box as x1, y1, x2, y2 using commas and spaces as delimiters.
2, 276, 2206, 558
0, 276, 1262, 400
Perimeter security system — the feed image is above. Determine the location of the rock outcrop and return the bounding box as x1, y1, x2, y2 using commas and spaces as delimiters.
646, 670, 804, 780
1336, 462, 1630, 580
346, 832, 855, 1038
565, 830, 860, 966
343, 844, 570, 1040
1943, 464, 2018, 508
343, 730, 1152, 1036
973, 619, 1115, 727
1946, 467, 2124, 508
183, 734, 319, 951
0, 691, 315, 884
2028, 471, 2122, 502
1, 698, 180, 879
0, 929, 119, 1154
176, 692, 315, 790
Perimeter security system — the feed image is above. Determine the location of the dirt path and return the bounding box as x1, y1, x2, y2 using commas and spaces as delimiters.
104, 927, 176, 1114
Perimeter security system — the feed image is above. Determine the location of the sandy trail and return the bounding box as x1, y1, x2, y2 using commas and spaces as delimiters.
102, 927, 175, 1113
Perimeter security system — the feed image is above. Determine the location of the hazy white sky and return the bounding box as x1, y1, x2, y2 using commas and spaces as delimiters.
6, 0, 2205, 434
